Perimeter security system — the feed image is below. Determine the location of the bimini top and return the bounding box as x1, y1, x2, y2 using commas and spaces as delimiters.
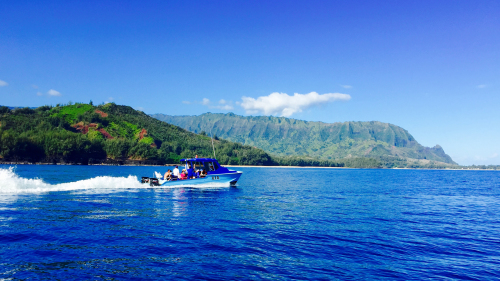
179, 158, 234, 174
180, 158, 218, 163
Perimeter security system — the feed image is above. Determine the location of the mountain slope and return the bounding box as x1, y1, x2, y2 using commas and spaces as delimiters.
0, 104, 274, 165
152, 112, 456, 164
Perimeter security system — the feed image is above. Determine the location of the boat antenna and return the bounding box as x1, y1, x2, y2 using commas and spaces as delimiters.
210, 128, 217, 159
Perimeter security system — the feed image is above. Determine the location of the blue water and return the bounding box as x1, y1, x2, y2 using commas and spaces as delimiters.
1, 165, 499, 280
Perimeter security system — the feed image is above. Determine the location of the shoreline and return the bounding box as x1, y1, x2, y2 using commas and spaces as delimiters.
0, 162, 498, 171
227, 165, 499, 171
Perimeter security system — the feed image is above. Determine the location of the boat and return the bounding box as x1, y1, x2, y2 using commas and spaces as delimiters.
141, 158, 242, 187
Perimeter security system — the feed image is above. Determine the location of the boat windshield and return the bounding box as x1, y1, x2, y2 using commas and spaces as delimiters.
181, 161, 205, 170
191, 161, 202, 170
180, 159, 221, 172
204, 161, 219, 171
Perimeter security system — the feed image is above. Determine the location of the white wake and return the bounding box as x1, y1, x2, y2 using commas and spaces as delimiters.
0, 167, 144, 194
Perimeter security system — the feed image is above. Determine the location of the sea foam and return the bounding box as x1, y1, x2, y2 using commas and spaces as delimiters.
0, 167, 144, 194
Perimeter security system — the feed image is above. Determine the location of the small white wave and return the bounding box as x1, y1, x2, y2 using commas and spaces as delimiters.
0, 167, 144, 194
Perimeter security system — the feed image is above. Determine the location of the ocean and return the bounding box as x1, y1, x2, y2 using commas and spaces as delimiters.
1, 165, 499, 280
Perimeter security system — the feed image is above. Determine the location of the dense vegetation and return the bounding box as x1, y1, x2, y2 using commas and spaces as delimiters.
0, 103, 396, 168
0, 103, 274, 165
2, 103, 488, 169
153, 112, 457, 165
272, 156, 382, 168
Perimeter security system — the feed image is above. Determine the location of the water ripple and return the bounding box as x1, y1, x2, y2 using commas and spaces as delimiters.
1, 166, 500, 279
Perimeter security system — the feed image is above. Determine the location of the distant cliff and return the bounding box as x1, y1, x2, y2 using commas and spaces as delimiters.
152, 112, 456, 165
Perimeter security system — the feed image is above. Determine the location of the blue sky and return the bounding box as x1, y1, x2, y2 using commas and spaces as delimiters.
1, 0, 499, 165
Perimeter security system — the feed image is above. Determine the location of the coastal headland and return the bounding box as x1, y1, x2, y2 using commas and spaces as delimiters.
1, 103, 498, 170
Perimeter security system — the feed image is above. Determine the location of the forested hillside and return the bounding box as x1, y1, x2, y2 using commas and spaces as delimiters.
0, 103, 274, 165
153, 112, 457, 165
0, 104, 459, 168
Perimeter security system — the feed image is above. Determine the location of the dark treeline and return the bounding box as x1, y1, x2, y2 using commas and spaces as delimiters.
460, 165, 500, 170
272, 156, 381, 168
376, 156, 459, 169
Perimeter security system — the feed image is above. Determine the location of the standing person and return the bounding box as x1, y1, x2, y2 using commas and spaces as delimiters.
193, 163, 199, 178
187, 164, 195, 179
173, 165, 179, 179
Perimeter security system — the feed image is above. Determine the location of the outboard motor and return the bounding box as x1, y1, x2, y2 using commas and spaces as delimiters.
149, 178, 160, 186
141, 177, 150, 184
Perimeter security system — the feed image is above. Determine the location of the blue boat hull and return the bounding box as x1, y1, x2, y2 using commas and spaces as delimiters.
158, 171, 242, 187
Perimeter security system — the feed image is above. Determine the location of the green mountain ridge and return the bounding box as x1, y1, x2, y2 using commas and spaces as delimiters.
152, 112, 456, 165
0, 104, 274, 165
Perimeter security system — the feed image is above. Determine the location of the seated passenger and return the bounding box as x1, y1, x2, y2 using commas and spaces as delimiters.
172, 166, 180, 179
164, 170, 172, 181
180, 170, 187, 180
200, 169, 207, 178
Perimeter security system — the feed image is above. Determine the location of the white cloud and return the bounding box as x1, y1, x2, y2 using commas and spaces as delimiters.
32, 85, 38, 89
36, 92, 43, 96
0, 80, 8, 87
214, 104, 234, 110
213, 99, 233, 109
477, 84, 487, 89
341, 85, 352, 89
182, 98, 210, 105
182, 98, 234, 110
47, 89, 61, 96
240, 92, 351, 117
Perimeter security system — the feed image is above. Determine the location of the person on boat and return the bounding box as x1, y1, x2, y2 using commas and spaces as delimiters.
193, 163, 198, 178
180, 170, 188, 180
173, 166, 179, 179
187, 164, 195, 179
200, 169, 207, 178
208, 162, 215, 171
164, 170, 172, 181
